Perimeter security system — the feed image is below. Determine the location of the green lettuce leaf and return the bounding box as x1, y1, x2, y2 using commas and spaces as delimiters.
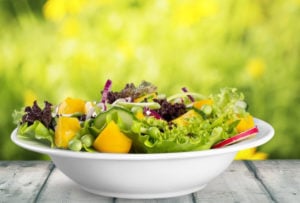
17, 121, 55, 147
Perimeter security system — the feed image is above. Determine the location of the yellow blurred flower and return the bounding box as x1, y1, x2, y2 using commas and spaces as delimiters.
235, 148, 268, 160
95, 0, 113, 6
71, 51, 97, 68
117, 41, 135, 59
246, 58, 266, 79
24, 90, 37, 106
172, 1, 218, 26
43, 0, 86, 22
293, 0, 300, 6
60, 18, 80, 37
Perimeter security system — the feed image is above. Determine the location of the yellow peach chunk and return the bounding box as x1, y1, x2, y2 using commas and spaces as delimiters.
55, 117, 81, 148
236, 115, 255, 133
58, 97, 86, 114
93, 120, 132, 153
172, 110, 200, 126
193, 99, 213, 109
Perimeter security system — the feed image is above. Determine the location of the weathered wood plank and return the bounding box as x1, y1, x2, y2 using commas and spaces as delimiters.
38, 167, 193, 203
193, 161, 273, 203
1, 161, 299, 203
0, 161, 53, 203
36, 167, 114, 203
115, 194, 194, 203
250, 160, 300, 203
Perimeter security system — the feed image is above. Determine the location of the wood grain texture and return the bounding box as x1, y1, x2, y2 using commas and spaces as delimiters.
37, 167, 194, 203
0, 161, 52, 203
36, 167, 113, 203
115, 194, 194, 203
1, 161, 299, 203
250, 160, 300, 203
193, 161, 273, 203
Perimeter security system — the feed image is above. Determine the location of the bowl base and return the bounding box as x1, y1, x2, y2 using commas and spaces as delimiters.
80, 184, 207, 199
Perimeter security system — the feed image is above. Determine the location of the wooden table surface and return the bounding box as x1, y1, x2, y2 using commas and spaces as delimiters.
0, 160, 299, 203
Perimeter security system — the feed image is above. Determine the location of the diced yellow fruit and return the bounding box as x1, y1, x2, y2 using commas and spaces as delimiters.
172, 110, 199, 126
55, 117, 81, 148
135, 111, 145, 120
134, 92, 157, 102
193, 99, 213, 109
236, 115, 255, 133
58, 97, 86, 114
93, 120, 132, 153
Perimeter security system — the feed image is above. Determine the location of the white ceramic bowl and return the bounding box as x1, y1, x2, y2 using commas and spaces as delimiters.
11, 118, 274, 199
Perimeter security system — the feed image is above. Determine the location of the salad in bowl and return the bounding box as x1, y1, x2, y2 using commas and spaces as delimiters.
11, 80, 274, 198
13, 79, 259, 154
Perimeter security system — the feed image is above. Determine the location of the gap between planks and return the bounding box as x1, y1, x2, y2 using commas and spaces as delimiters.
244, 161, 278, 203
33, 162, 55, 203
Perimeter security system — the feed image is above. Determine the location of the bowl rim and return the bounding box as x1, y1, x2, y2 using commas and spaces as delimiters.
11, 118, 274, 160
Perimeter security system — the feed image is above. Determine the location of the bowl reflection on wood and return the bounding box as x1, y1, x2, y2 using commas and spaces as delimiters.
11, 118, 274, 199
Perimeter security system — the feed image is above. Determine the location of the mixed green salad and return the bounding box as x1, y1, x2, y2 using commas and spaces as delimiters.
13, 80, 258, 153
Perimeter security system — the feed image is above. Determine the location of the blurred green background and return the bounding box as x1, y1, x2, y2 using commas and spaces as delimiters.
1, 0, 299, 160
